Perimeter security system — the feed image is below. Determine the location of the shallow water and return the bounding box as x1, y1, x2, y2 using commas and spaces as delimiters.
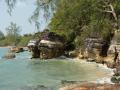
0, 48, 112, 90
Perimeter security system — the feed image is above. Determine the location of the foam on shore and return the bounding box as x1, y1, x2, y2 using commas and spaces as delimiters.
72, 57, 114, 84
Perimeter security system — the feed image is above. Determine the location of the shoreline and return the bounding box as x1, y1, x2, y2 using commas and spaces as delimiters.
59, 58, 119, 90
0, 46, 11, 48
0, 47, 114, 84
0, 47, 117, 89
0, 46, 27, 48
73, 58, 114, 84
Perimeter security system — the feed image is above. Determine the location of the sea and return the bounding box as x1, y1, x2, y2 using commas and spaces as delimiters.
0, 47, 113, 90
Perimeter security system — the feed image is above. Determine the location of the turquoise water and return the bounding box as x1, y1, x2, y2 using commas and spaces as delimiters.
0, 48, 111, 90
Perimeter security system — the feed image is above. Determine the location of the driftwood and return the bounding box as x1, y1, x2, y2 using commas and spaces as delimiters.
102, 0, 117, 21
104, 4, 117, 21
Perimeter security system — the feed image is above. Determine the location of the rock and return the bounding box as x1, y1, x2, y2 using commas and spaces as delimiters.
39, 43, 64, 59
23, 85, 49, 90
39, 31, 65, 59
38, 31, 65, 59
28, 31, 65, 59
78, 54, 84, 59
59, 83, 120, 90
10, 46, 24, 53
31, 46, 40, 58
106, 62, 116, 68
84, 35, 113, 62
67, 51, 78, 58
3, 53, 16, 59
114, 68, 120, 76
61, 80, 81, 85
111, 76, 120, 83
87, 58, 95, 62
27, 39, 40, 58
23, 47, 28, 51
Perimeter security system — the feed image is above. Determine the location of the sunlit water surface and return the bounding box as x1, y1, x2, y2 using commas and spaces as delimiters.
0, 47, 112, 90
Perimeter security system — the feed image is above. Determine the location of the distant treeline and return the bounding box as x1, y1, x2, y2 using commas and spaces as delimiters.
0, 22, 42, 46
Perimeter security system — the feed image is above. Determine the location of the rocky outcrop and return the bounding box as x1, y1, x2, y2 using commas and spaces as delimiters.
39, 40, 64, 59
82, 34, 113, 62
10, 46, 24, 53
78, 37, 103, 61
27, 31, 65, 59
3, 53, 16, 59
59, 83, 120, 90
77, 34, 120, 84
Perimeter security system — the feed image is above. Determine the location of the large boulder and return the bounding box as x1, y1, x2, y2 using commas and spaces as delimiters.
84, 35, 113, 62
39, 40, 64, 59
39, 31, 65, 59
27, 31, 66, 59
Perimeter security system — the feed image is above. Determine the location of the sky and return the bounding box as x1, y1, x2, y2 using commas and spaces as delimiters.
0, 0, 48, 35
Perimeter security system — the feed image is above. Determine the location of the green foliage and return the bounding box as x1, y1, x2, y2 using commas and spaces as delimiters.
0, 39, 9, 46
0, 33, 33, 47
6, 22, 21, 45
0, 31, 41, 46
0, 30, 5, 40
18, 35, 33, 46
49, 0, 97, 40
49, 0, 120, 49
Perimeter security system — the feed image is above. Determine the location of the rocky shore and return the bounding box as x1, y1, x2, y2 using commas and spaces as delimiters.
2, 46, 27, 59
26, 29, 120, 89
58, 59, 120, 90
59, 83, 120, 90
58, 41, 120, 89
58, 52, 120, 90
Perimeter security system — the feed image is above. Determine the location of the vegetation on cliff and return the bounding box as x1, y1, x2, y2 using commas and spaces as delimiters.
49, 0, 120, 50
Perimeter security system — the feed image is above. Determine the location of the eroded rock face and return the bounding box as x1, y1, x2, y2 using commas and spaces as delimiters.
31, 46, 40, 58
39, 46, 64, 59
27, 39, 40, 58
38, 39, 65, 59
84, 34, 113, 62
27, 31, 65, 59
84, 38, 103, 61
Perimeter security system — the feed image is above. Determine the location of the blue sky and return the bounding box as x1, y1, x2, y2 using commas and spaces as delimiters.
0, 0, 48, 35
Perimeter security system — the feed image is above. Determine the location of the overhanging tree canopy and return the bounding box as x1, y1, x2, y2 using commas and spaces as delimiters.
4, 0, 120, 48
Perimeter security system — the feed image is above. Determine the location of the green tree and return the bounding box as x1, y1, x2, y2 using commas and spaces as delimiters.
4, 0, 120, 49
0, 30, 5, 40
48, 0, 120, 49
6, 22, 21, 45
